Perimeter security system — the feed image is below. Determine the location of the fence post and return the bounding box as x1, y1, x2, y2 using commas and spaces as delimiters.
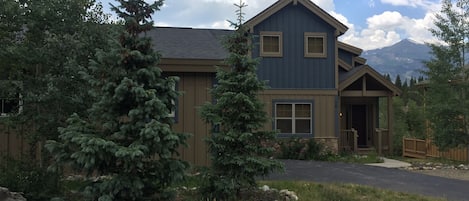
377, 129, 382, 155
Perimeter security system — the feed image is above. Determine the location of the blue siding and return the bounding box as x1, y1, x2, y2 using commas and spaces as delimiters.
338, 49, 354, 66
252, 3, 337, 89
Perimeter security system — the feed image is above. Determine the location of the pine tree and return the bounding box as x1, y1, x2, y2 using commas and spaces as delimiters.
46, 0, 188, 200
424, 0, 469, 148
199, 1, 283, 200
394, 75, 402, 89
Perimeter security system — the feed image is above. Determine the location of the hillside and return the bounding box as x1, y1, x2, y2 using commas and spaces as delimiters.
362, 39, 432, 81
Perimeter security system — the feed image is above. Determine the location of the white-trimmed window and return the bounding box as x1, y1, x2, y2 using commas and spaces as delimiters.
0, 94, 21, 117
304, 32, 327, 58
275, 103, 312, 134
260, 31, 283, 57
0, 81, 22, 117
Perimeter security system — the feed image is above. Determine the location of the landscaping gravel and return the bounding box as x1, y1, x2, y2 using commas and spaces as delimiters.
404, 162, 469, 181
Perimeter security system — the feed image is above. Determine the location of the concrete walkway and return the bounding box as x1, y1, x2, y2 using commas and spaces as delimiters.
366, 157, 412, 168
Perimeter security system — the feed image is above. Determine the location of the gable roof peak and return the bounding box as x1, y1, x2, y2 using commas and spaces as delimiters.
244, 0, 348, 36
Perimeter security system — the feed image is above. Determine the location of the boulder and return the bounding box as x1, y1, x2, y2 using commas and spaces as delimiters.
0, 187, 26, 201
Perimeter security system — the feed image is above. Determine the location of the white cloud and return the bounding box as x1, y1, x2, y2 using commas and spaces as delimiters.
339, 8, 440, 50
367, 11, 405, 30
101, 0, 442, 50
311, 0, 335, 11
380, 0, 440, 11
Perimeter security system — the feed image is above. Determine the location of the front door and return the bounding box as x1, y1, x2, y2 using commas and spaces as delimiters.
351, 105, 367, 147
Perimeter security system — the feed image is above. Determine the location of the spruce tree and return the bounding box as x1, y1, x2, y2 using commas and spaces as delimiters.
424, 0, 469, 148
200, 1, 283, 200
46, 0, 188, 200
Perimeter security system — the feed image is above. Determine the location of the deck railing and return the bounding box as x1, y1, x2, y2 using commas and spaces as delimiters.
403, 138, 469, 162
374, 128, 390, 155
339, 129, 357, 152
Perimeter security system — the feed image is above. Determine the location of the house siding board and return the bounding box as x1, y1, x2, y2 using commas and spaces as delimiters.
339, 49, 354, 65
172, 72, 213, 166
259, 91, 336, 138
252, 3, 336, 89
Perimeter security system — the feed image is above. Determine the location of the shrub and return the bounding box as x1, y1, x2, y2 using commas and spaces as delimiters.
0, 156, 62, 201
276, 138, 335, 161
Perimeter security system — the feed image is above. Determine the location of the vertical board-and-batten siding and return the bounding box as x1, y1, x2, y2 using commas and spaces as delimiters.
259, 91, 337, 138
252, 3, 336, 89
172, 72, 214, 166
338, 49, 354, 65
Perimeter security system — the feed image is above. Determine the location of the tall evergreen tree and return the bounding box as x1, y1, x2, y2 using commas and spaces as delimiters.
424, 0, 469, 148
46, 0, 188, 200
0, 0, 113, 162
394, 75, 403, 88
199, 1, 283, 200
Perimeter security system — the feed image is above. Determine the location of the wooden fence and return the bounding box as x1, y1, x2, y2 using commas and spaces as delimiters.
403, 138, 469, 162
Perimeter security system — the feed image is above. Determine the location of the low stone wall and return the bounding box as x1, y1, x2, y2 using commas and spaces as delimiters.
314, 137, 339, 154
0, 187, 26, 201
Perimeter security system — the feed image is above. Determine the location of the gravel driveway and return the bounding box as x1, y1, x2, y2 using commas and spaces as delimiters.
266, 160, 469, 201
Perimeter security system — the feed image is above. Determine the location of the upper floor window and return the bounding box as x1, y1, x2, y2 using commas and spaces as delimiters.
260, 31, 283, 57
274, 102, 313, 135
304, 32, 327, 58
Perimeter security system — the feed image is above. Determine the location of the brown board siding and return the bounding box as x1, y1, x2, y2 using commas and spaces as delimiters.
171, 72, 214, 167
259, 90, 338, 138
0, 123, 40, 161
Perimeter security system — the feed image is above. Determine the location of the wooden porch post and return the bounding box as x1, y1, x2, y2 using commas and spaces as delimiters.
387, 95, 394, 154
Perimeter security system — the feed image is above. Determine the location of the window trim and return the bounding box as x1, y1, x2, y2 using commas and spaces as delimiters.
273, 100, 314, 138
260, 31, 283, 57
168, 81, 178, 121
304, 32, 327, 58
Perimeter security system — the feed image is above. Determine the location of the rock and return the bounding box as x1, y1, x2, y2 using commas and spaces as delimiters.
0, 187, 26, 201
260, 185, 270, 192
280, 189, 299, 201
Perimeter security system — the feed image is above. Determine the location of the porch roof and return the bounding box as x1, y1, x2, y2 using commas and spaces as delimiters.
339, 65, 401, 96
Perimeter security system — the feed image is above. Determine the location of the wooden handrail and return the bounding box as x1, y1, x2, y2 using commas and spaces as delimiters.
340, 129, 358, 152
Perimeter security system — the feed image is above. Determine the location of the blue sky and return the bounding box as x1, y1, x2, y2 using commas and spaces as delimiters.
98, 0, 442, 50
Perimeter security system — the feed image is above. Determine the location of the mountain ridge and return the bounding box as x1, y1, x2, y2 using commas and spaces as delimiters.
362, 39, 432, 81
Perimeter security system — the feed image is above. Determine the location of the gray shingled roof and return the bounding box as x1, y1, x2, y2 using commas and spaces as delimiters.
145, 27, 232, 60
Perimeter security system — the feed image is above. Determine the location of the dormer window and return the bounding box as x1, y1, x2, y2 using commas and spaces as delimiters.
304, 32, 326, 58
260, 31, 283, 57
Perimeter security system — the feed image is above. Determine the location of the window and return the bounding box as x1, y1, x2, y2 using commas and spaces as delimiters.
304, 32, 326, 58
274, 102, 313, 135
0, 81, 22, 117
1, 98, 20, 116
260, 31, 283, 57
168, 81, 177, 118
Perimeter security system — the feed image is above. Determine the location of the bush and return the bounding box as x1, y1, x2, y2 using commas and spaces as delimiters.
0, 156, 62, 201
276, 138, 336, 161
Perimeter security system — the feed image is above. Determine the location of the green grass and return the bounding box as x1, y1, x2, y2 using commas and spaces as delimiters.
259, 181, 446, 201
61, 177, 446, 201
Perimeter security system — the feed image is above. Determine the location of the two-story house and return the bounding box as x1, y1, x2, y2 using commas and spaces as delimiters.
151, 0, 400, 166
0, 0, 400, 166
